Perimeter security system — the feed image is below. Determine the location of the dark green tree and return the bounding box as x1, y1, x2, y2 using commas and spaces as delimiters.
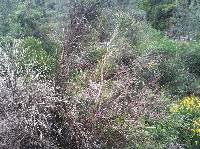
173, 0, 200, 39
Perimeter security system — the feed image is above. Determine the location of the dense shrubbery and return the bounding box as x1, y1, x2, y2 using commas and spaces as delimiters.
169, 96, 200, 148
1, 0, 200, 149
139, 0, 175, 31
19, 37, 56, 77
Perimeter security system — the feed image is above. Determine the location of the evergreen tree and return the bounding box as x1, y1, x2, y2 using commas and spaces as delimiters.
0, 0, 20, 35
174, 0, 200, 39
173, 0, 190, 38
189, 0, 200, 38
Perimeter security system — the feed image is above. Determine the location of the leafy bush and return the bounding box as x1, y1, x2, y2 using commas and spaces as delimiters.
137, 28, 200, 97
158, 56, 196, 98
3, 0, 200, 148
9, 2, 44, 37
182, 49, 200, 77
138, 0, 175, 31
141, 95, 200, 148
18, 37, 55, 78
169, 96, 200, 148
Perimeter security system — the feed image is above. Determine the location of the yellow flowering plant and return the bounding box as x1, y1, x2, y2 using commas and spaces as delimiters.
192, 119, 200, 136
170, 95, 200, 146
170, 95, 200, 114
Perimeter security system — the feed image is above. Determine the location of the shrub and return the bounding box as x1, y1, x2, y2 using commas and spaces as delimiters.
18, 36, 55, 78
182, 49, 200, 77
138, 0, 175, 31
169, 96, 200, 148
142, 95, 200, 148
158, 55, 196, 98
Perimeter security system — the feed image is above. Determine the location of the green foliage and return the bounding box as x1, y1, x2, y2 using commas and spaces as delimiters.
18, 37, 55, 77
9, 2, 44, 38
118, 13, 146, 48
141, 95, 200, 148
143, 121, 179, 148
0, 0, 19, 36
139, 0, 175, 30
0, 0, 58, 56
137, 27, 200, 97
158, 57, 196, 98
169, 96, 200, 148
182, 49, 200, 77
86, 47, 106, 64
135, 25, 191, 54
2, 0, 200, 148
173, 0, 200, 38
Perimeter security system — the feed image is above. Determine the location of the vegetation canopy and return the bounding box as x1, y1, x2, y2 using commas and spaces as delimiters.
0, 0, 200, 148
